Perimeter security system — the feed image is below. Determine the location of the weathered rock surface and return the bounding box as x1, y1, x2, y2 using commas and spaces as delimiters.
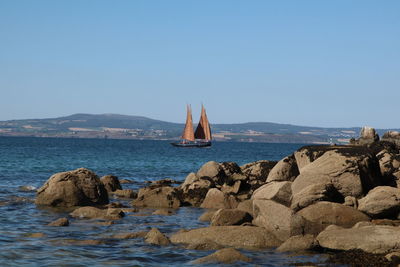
377, 150, 400, 177
236, 199, 254, 217
199, 210, 217, 222
197, 161, 224, 180
294, 147, 326, 172
292, 148, 381, 199
252, 181, 292, 206
266, 155, 299, 182
200, 188, 238, 209
132, 186, 180, 208
35, 168, 109, 207
70, 206, 124, 220
210, 209, 252, 226
186, 239, 224, 250
47, 217, 69, 227
191, 248, 251, 264
252, 200, 305, 241
170, 226, 282, 249
358, 186, 400, 218
144, 228, 170, 246
382, 131, 400, 147
276, 234, 317, 252
100, 175, 122, 193
317, 224, 400, 254
240, 160, 277, 182
297, 202, 370, 234
291, 183, 343, 211
113, 189, 137, 199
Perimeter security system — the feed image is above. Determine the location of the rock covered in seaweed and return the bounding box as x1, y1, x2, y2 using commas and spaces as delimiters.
35, 168, 109, 207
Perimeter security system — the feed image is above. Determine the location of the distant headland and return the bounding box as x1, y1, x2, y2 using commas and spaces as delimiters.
0, 113, 398, 144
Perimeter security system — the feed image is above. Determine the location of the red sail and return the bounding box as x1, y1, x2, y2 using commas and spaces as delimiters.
181, 105, 195, 141
194, 105, 212, 141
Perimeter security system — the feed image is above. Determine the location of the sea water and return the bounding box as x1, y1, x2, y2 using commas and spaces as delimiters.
0, 137, 327, 266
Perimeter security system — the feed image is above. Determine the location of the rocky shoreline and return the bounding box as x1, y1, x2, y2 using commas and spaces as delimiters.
33, 127, 400, 265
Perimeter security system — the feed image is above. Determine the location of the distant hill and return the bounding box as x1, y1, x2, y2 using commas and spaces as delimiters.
0, 113, 398, 144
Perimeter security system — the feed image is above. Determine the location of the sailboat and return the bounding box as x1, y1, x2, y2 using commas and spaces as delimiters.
171, 105, 212, 147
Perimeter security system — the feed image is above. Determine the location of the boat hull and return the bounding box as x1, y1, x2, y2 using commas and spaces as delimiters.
170, 141, 211, 147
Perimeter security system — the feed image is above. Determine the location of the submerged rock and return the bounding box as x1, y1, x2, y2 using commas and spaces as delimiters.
112, 189, 137, 199
144, 228, 170, 246
35, 168, 108, 207
191, 248, 251, 264
47, 217, 69, 227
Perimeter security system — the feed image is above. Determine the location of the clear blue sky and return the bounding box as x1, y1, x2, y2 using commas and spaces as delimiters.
0, 0, 399, 128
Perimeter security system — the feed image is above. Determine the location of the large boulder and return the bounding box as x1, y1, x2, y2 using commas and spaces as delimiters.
359, 126, 380, 143
252, 199, 305, 241
100, 175, 122, 193
297, 202, 370, 235
290, 183, 343, 211
210, 209, 252, 226
197, 161, 225, 180
132, 186, 180, 208
316, 224, 400, 254
35, 168, 109, 207
291, 147, 381, 199
179, 172, 213, 206
252, 181, 292, 206
191, 248, 251, 264
170, 226, 282, 249
377, 150, 400, 177
240, 160, 277, 182
266, 155, 299, 182
358, 186, 400, 219
294, 147, 326, 172
200, 188, 238, 209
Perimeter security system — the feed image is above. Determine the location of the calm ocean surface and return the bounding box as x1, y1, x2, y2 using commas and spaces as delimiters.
0, 137, 328, 267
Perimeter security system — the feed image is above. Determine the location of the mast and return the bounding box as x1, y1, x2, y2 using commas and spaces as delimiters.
181, 104, 195, 141
194, 105, 212, 141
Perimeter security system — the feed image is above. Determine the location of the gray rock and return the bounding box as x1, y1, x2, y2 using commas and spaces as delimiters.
144, 228, 170, 246
252, 199, 305, 241
276, 234, 317, 252
210, 209, 252, 226
112, 189, 137, 199
298, 202, 370, 235
199, 209, 217, 222
200, 188, 238, 209
240, 160, 277, 181
35, 168, 109, 207
132, 186, 180, 208
100, 175, 122, 193
170, 226, 282, 249
294, 147, 326, 172
358, 186, 400, 218
292, 149, 380, 199
236, 199, 254, 217
252, 181, 292, 206
290, 183, 343, 211
197, 161, 224, 179
316, 224, 400, 254
191, 248, 251, 264
266, 155, 299, 182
